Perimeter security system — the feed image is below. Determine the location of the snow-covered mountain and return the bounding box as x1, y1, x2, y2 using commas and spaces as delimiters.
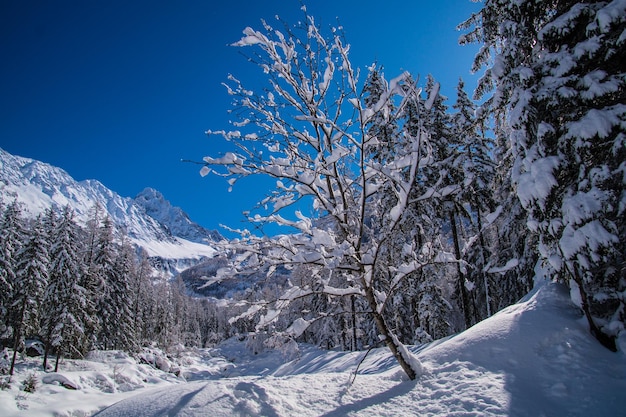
134, 187, 223, 244
0, 148, 219, 274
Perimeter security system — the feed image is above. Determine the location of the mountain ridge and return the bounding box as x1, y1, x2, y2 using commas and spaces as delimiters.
0, 148, 219, 274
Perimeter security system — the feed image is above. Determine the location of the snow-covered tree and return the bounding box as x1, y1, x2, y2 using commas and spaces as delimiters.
108, 234, 137, 351
460, 0, 626, 349
140, 278, 181, 350
42, 206, 90, 371
488, 124, 537, 314
419, 75, 480, 328
450, 78, 500, 322
80, 205, 105, 350
0, 201, 26, 339
363, 64, 399, 163
84, 203, 104, 267
90, 215, 118, 349
8, 216, 49, 377
130, 248, 154, 345
198, 10, 456, 380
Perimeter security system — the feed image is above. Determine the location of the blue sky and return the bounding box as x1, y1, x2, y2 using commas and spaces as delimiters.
0, 0, 481, 235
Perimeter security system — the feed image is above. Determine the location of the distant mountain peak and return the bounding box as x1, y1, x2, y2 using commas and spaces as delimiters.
134, 187, 223, 244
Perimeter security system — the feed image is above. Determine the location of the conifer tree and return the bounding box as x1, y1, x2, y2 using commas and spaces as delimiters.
399, 75, 455, 340
0, 201, 26, 339
460, 0, 626, 349
92, 216, 117, 349
418, 75, 477, 329
8, 216, 49, 377
451, 78, 498, 321
363, 64, 398, 163
131, 248, 153, 345
42, 206, 90, 371
109, 235, 138, 351
80, 204, 104, 350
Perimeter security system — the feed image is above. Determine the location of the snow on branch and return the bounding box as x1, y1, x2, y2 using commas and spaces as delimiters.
485, 258, 519, 274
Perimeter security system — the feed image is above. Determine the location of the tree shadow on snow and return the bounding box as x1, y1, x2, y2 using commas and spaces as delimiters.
320, 379, 417, 417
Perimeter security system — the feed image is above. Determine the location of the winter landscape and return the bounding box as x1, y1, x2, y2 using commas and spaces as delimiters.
1, 0, 625, 416
1, 280, 625, 416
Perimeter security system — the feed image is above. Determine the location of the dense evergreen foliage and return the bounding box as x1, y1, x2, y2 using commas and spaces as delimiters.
459, 0, 625, 350
0, 204, 217, 374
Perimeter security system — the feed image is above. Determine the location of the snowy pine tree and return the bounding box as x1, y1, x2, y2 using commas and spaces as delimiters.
0, 201, 26, 340
130, 248, 153, 346
109, 234, 138, 351
451, 78, 499, 321
92, 216, 118, 349
460, 0, 626, 349
80, 205, 104, 350
42, 206, 90, 371
8, 216, 49, 377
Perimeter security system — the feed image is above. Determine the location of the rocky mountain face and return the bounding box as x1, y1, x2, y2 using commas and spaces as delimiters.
0, 148, 220, 276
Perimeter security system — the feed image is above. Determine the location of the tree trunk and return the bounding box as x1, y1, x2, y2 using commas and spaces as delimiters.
450, 209, 472, 329
473, 201, 491, 318
363, 285, 419, 380
351, 295, 357, 351
9, 301, 27, 377
340, 310, 347, 351
571, 269, 617, 352
9, 327, 21, 378
42, 343, 49, 371
54, 349, 61, 373
54, 329, 64, 372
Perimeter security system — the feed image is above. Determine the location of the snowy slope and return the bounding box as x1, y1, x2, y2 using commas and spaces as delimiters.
418, 281, 626, 416
93, 281, 626, 416
0, 148, 217, 264
3, 280, 621, 416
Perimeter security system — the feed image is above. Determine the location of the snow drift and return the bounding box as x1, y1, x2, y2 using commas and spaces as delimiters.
83, 281, 626, 417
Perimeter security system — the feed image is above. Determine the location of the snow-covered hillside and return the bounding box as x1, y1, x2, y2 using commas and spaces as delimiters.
0, 148, 218, 270
1, 281, 624, 416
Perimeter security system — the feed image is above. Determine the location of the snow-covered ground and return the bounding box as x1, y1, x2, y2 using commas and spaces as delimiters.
1, 281, 625, 416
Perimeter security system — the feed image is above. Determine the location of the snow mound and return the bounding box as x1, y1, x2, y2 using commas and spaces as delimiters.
40, 373, 80, 390
0, 349, 195, 417
91, 282, 626, 416
2, 283, 624, 416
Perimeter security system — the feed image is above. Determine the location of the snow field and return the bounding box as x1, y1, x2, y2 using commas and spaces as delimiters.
2, 281, 625, 416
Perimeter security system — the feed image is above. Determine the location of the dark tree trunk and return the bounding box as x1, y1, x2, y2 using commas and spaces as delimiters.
473, 200, 492, 318
572, 270, 617, 352
42, 343, 49, 371
363, 284, 418, 380
351, 295, 357, 351
9, 301, 27, 377
54, 349, 61, 372
450, 209, 472, 329
9, 329, 21, 378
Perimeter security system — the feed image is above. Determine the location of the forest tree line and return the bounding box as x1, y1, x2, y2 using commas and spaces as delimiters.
0, 202, 223, 375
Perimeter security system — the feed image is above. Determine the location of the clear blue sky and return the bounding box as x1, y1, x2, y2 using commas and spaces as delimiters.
0, 0, 480, 234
